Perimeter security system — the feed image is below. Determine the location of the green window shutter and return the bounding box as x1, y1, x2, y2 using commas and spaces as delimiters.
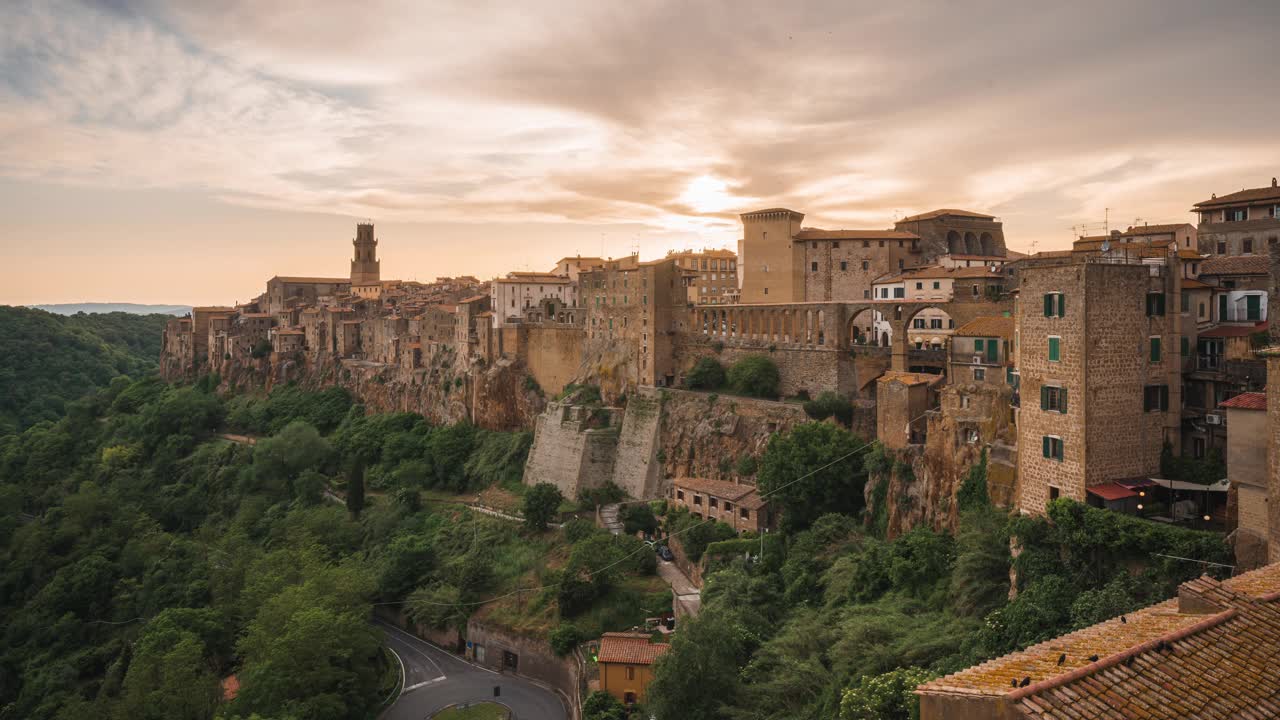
1040, 385, 1048, 410
1060, 388, 1067, 414
987, 339, 999, 362
1181, 336, 1189, 356
1247, 294, 1261, 321
1048, 337, 1060, 361
1043, 436, 1051, 458
1044, 293, 1053, 317
1055, 440, 1064, 461
1150, 337, 1161, 362
1057, 294, 1066, 318
1158, 293, 1166, 315
974, 338, 984, 352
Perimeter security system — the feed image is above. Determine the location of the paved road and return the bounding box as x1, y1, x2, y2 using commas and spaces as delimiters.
377, 620, 568, 720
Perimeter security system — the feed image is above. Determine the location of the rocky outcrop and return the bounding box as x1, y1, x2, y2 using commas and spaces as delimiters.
654, 389, 809, 483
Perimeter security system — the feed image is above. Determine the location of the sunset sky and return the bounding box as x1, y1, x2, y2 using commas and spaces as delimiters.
2, 0, 1278, 306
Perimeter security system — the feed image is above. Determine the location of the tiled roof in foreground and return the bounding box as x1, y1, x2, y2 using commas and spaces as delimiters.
918, 562, 1280, 719
597, 632, 670, 665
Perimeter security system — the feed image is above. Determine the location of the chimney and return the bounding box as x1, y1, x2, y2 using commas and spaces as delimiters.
1272, 177, 1277, 188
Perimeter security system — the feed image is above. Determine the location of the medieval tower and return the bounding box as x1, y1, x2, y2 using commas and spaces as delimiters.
350, 222, 381, 285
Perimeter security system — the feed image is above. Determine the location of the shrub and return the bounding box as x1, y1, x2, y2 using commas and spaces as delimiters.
803, 391, 853, 426
523, 482, 564, 531
839, 666, 937, 720
578, 482, 625, 508
549, 623, 584, 656
250, 339, 272, 359
562, 518, 598, 543
727, 355, 781, 398
683, 357, 727, 390
621, 503, 659, 536
734, 455, 758, 477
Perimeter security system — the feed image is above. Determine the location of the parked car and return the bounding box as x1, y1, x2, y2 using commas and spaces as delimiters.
657, 545, 674, 561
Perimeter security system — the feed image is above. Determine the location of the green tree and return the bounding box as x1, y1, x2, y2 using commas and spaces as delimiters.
647, 607, 751, 720
114, 628, 221, 720
726, 354, 781, 398
582, 690, 627, 720
549, 623, 584, 656
803, 391, 854, 426
757, 422, 868, 532
345, 461, 366, 520
839, 667, 936, 720
683, 357, 726, 390
378, 533, 436, 599
523, 482, 563, 531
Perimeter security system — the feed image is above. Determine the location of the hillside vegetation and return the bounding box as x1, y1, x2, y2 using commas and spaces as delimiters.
0, 380, 660, 720
0, 306, 170, 433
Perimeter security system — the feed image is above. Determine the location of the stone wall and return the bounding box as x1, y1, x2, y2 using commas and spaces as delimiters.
521, 326, 585, 397
464, 619, 577, 712
522, 402, 619, 498
671, 333, 852, 399
611, 390, 663, 499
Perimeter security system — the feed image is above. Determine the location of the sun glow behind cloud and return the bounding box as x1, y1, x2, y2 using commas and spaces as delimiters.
2, 0, 1280, 304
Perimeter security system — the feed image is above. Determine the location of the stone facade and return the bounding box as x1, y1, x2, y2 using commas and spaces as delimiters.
522, 401, 620, 498
1193, 178, 1280, 257
1016, 259, 1180, 514
349, 222, 380, 284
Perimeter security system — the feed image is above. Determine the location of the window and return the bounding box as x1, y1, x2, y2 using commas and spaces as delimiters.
709, 497, 718, 508
626, 666, 636, 681
676, 490, 684, 500
1181, 336, 1189, 356
1146, 292, 1166, 316
861, 261, 869, 270
740, 508, 750, 519
973, 367, 986, 381
879, 240, 885, 248
1217, 241, 1227, 254
840, 261, 848, 271
863, 290, 870, 299
1144, 384, 1169, 412
693, 495, 702, 506
1246, 294, 1262, 321
1227, 208, 1247, 222
1149, 336, 1162, 362
898, 260, 905, 269
916, 282, 923, 290
930, 318, 942, 329
1041, 385, 1067, 413
833, 242, 840, 249
933, 281, 941, 290
961, 395, 971, 409
1244, 238, 1254, 254
1198, 302, 1206, 319
862, 240, 870, 248
893, 287, 905, 298
724, 502, 733, 511
1048, 336, 1061, 362
1042, 436, 1064, 461
1043, 292, 1065, 317
1181, 291, 1189, 313
913, 318, 926, 329
974, 338, 985, 352
1049, 486, 1060, 500
811, 261, 818, 272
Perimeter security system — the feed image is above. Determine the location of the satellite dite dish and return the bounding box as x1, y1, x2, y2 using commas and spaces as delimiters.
1101, 239, 1111, 252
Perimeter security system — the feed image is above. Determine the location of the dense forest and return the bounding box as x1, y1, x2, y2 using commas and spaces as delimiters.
0, 373, 672, 720
0, 306, 170, 433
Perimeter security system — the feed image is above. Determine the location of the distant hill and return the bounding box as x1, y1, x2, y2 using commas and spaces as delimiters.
32, 303, 191, 316
0, 306, 172, 434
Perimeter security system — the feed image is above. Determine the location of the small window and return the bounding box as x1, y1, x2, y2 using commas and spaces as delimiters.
740, 508, 749, 519
833, 241, 840, 249
863, 290, 870, 299
862, 240, 870, 248
1043, 292, 1065, 317
1243, 238, 1254, 254
724, 502, 733, 511
1042, 436, 1064, 461
811, 261, 818, 272
676, 490, 685, 500
709, 497, 718, 508
861, 261, 869, 270
1217, 241, 1227, 254
933, 281, 941, 290
1049, 486, 1060, 500
916, 282, 923, 290
1041, 385, 1067, 413
693, 495, 702, 506
1144, 385, 1169, 412
1146, 292, 1166, 316
1150, 336, 1162, 362
626, 666, 636, 681
1048, 336, 1061, 362
973, 367, 986, 381
840, 261, 848, 271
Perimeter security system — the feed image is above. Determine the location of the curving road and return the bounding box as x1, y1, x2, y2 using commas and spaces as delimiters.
377, 619, 568, 720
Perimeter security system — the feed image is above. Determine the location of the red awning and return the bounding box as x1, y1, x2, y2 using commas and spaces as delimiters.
1088, 483, 1138, 501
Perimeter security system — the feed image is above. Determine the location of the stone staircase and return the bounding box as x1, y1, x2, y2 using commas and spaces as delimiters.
599, 503, 624, 535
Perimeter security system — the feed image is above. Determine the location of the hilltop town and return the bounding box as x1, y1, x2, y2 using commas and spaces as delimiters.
157, 177, 1280, 716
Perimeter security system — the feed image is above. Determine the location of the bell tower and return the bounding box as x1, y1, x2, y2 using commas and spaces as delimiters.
350, 222, 380, 284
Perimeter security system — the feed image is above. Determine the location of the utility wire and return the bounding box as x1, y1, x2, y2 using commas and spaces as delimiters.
379, 437, 880, 608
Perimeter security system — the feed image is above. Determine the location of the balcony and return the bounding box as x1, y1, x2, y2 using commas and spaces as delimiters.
1196, 354, 1221, 372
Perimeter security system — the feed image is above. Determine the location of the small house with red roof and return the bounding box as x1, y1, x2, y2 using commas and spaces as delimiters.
596, 632, 669, 705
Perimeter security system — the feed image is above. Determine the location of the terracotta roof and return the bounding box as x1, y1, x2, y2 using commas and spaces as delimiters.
877, 371, 943, 387
1198, 321, 1266, 338
741, 207, 803, 217
919, 563, 1280, 720
876, 265, 1004, 283
947, 254, 1010, 261
673, 478, 764, 507
221, 675, 240, 701
1180, 278, 1211, 289
495, 276, 572, 284
898, 208, 996, 223
459, 295, 490, 304
952, 316, 1014, 339
270, 276, 350, 284
1219, 392, 1267, 410
1177, 249, 1207, 260
1193, 182, 1280, 208
597, 633, 670, 665
1120, 223, 1193, 236
1198, 255, 1271, 276
793, 229, 919, 241
1086, 482, 1138, 501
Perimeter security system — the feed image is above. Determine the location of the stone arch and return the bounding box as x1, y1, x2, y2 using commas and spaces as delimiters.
847, 307, 877, 346
817, 309, 826, 345
947, 230, 963, 255
964, 232, 978, 254
979, 232, 994, 256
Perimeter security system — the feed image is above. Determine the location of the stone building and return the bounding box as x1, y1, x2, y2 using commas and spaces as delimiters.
876, 371, 944, 449
668, 477, 773, 533
1192, 177, 1280, 257
264, 278, 350, 315
580, 255, 695, 388
949, 315, 1015, 387
490, 272, 576, 327
666, 248, 737, 304
350, 221, 380, 285
916, 563, 1280, 720
1219, 391, 1269, 566
1016, 256, 1181, 514
893, 208, 1008, 258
